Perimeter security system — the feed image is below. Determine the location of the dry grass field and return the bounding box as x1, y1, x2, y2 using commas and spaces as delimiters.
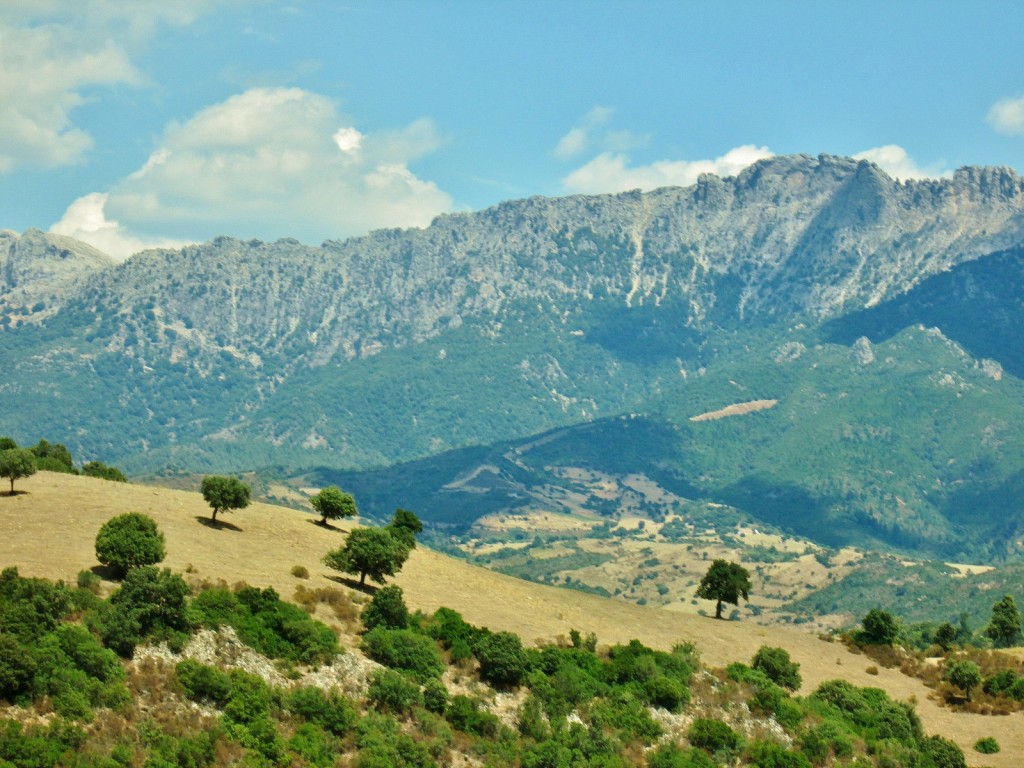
1, 472, 1020, 766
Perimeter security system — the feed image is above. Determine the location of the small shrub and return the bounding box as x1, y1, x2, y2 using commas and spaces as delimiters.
366, 668, 422, 715
974, 736, 1000, 754
866, 665, 879, 675
291, 565, 310, 579
423, 678, 449, 714
688, 717, 740, 756
76, 570, 102, 594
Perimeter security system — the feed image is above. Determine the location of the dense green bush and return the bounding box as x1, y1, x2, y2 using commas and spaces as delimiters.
688, 717, 741, 756
99, 566, 190, 656
746, 740, 811, 768
752, 645, 802, 691
648, 743, 717, 768
286, 685, 359, 736
176, 658, 232, 706
367, 668, 423, 715
446, 694, 500, 737
81, 461, 126, 482
362, 584, 410, 631
0, 567, 72, 641
474, 630, 529, 688
422, 678, 449, 714
920, 735, 966, 768
190, 585, 339, 664
94, 512, 166, 577
362, 627, 445, 681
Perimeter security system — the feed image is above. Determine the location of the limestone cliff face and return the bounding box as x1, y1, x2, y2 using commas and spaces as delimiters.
54, 154, 1024, 374
0, 229, 116, 325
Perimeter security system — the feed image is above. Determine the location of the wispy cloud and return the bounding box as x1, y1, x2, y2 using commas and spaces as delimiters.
987, 95, 1024, 136
852, 145, 951, 180
562, 144, 774, 194
0, 1, 238, 172
553, 107, 615, 160
51, 87, 453, 259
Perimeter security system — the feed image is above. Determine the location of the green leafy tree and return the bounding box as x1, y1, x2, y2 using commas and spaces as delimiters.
695, 560, 751, 619
387, 508, 423, 548
323, 527, 410, 586
861, 608, 900, 645
934, 621, 957, 651
944, 659, 981, 702
200, 475, 251, 522
95, 512, 166, 578
30, 439, 73, 473
984, 594, 1023, 648
309, 485, 357, 526
0, 448, 37, 493
0, 437, 17, 450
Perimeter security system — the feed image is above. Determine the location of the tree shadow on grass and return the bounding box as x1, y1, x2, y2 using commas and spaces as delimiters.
325, 574, 378, 596
306, 518, 346, 533
1, 490, 27, 497
194, 515, 243, 532
89, 564, 123, 581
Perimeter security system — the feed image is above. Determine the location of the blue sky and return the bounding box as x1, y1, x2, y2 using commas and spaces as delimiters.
3, 1, 1024, 259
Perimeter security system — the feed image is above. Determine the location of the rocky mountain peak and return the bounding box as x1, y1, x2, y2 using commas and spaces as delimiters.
1, 228, 115, 326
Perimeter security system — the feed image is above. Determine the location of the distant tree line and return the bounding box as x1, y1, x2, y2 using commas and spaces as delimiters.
0, 435, 125, 493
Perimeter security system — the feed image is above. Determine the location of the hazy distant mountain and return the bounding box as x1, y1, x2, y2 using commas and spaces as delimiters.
3, 153, 1024, 559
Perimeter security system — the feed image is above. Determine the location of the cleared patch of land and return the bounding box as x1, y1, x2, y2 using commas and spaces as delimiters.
689, 399, 778, 421
0, 472, 1020, 766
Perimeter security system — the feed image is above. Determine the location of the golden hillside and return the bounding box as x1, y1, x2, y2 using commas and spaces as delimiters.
1, 472, 1019, 766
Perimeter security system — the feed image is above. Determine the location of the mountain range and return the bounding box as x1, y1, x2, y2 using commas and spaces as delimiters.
3, 153, 1024, 561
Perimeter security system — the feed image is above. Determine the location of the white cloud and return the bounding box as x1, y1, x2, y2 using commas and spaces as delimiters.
553, 106, 615, 160
51, 87, 453, 257
852, 145, 951, 180
987, 95, 1024, 136
0, 1, 240, 172
50, 192, 187, 260
562, 144, 774, 194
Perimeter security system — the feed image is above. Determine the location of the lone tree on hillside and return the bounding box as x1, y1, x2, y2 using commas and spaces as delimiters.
323, 526, 411, 586
984, 594, 1023, 648
310, 485, 357, 526
944, 659, 982, 702
696, 559, 751, 619
0, 448, 37, 494
200, 475, 251, 522
95, 512, 166, 578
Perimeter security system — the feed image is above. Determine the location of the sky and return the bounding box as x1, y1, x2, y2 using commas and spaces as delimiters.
3, 1, 1024, 260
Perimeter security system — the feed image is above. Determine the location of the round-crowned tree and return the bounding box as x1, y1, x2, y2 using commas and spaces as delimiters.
95, 512, 166, 578
201, 475, 251, 522
309, 485, 357, 526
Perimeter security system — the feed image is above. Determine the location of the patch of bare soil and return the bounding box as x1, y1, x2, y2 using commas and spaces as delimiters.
689, 399, 778, 422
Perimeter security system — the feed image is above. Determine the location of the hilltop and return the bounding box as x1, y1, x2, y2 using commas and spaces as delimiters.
1, 471, 1022, 765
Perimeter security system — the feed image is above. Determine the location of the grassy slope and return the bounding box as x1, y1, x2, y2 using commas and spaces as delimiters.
1, 472, 1020, 766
